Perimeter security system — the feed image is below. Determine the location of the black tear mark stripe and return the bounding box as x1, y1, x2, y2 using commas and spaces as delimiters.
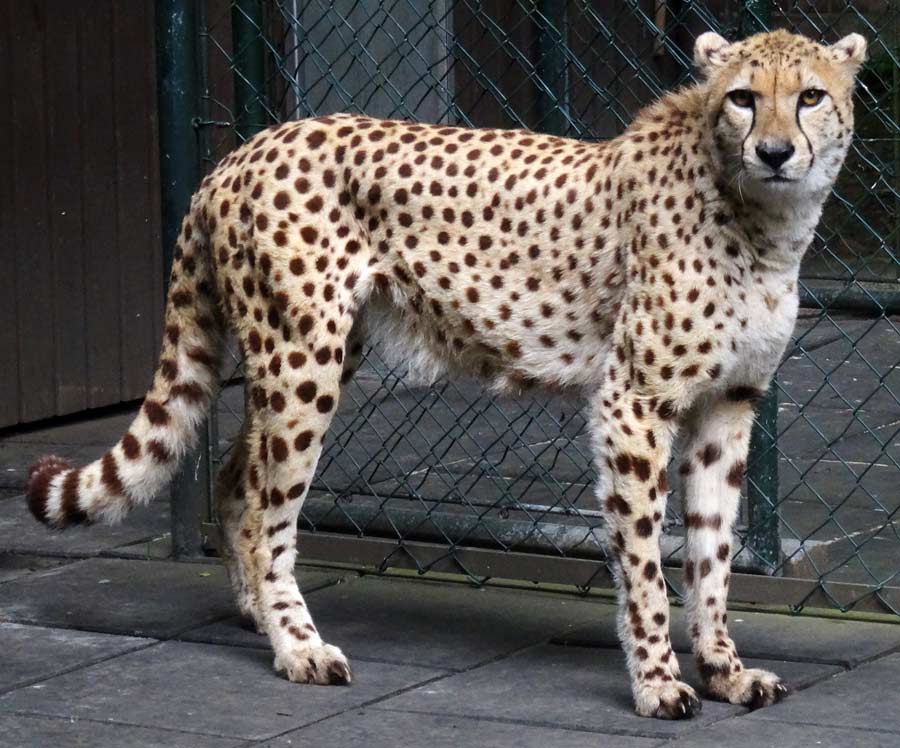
783, 45, 814, 169
740, 99, 756, 164
795, 99, 815, 169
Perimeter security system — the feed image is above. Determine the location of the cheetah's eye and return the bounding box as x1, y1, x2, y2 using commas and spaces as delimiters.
727, 89, 754, 108
799, 88, 825, 107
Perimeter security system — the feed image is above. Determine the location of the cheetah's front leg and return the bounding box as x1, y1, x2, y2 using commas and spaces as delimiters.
590, 386, 701, 719
680, 395, 789, 708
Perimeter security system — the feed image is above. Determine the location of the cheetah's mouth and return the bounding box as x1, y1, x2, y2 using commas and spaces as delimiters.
763, 174, 794, 183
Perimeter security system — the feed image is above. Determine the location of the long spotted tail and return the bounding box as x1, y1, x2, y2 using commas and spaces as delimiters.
26, 200, 224, 527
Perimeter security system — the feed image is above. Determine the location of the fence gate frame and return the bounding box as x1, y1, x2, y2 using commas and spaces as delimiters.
155, 0, 900, 618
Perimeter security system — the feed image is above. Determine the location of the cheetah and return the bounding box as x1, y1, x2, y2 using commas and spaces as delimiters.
26, 29, 866, 719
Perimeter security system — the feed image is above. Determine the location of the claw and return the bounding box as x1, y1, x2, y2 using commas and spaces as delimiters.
748, 683, 767, 710
746, 678, 789, 710
684, 691, 702, 715
326, 660, 353, 685
655, 687, 702, 720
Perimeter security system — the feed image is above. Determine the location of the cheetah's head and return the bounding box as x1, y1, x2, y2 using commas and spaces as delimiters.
695, 29, 866, 198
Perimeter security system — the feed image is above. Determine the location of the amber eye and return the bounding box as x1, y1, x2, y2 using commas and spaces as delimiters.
727, 89, 754, 108
799, 88, 825, 107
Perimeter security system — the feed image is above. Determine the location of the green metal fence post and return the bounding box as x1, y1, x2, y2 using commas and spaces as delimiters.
536, 0, 568, 136
232, 0, 268, 141
156, 0, 208, 558
747, 393, 781, 568
741, 0, 781, 571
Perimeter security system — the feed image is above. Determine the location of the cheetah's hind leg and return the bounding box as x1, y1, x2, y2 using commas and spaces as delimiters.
218, 311, 367, 636
216, 417, 266, 632
235, 299, 362, 685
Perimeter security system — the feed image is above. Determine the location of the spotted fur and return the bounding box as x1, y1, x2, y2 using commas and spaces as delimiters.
26, 30, 864, 718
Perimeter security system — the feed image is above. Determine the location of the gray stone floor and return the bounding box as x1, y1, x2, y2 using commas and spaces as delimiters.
0, 491, 898, 746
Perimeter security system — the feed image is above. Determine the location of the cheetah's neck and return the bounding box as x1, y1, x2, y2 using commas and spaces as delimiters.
732, 190, 828, 274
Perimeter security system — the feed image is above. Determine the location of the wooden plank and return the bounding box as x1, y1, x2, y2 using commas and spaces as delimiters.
112, 0, 160, 400
0, 0, 20, 426
46, 0, 88, 415
11, 0, 56, 422
78, 0, 122, 409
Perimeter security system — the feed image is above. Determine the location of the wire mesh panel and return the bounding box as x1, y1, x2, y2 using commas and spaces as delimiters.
195, 0, 899, 615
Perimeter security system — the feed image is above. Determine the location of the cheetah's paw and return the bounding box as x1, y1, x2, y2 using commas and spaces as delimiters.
274, 642, 352, 686
704, 666, 789, 709
634, 680, 702, 720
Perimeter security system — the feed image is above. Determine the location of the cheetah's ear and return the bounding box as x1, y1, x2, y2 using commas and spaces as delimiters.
694, 32, 733, 74
829, 33, 867, 73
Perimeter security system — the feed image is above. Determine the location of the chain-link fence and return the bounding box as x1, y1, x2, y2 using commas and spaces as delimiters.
184, 0, 899, 616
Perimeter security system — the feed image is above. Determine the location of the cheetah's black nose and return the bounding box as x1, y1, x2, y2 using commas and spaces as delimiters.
755, 142, 795, 171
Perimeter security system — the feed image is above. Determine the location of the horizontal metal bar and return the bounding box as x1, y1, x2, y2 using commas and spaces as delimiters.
299, 494, 769, 573
688, 568, 900, 617
201, 522, 608, 586
201, 524, 899, 616
295, 530, 612, 587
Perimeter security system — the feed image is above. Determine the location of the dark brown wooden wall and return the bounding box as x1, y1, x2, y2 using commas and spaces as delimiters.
0, 0, 164, 428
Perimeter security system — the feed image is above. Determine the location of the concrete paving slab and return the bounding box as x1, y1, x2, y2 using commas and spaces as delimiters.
0, 493, 170, 556
318, 374, 592, 499
0, 622, 148, 693
0, 553, 71, 584
379, 643, 837, 739
776, 497, 897, 546
181, 575, 609, 670
747, 653, 900, 733
663, 714, 898, 747
0, 641, 446, 741
0, 714, 248, 748
782, 529, 900, 589
376, 643, 744, 739
261, 709, 659, 748
774, 453, 897, 522
774, 402, 898, 466
0, 557, 344, 638
785, 316, 900, 407
183, 592, 838, 693
554, 606, 900, 667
